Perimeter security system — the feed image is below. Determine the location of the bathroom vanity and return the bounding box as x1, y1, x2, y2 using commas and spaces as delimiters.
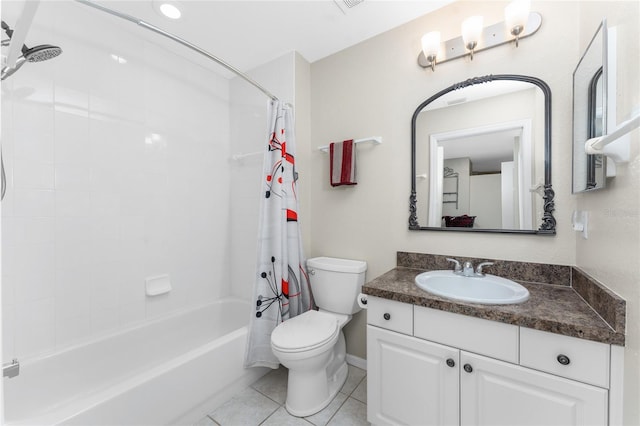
363, 253, 625, 426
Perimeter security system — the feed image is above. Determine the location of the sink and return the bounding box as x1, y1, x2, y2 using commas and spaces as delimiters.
414, 270, 530, 305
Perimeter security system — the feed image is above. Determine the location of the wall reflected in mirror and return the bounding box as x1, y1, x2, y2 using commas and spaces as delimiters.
572, 20, 607, 193
413, 79, 550, 232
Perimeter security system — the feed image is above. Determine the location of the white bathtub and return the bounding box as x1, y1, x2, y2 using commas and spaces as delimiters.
4, 298, 268, 425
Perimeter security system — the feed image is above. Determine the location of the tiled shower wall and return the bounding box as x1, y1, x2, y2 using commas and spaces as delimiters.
1, 2, 233, 360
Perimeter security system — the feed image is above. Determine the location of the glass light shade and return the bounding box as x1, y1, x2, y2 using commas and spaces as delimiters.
505, 0, 530, 32
461, 16, 484, 47
421, 31, 441, 58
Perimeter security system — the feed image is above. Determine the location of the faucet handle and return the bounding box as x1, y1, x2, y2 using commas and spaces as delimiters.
446, 258, 462, 273
475, 262, 494, 276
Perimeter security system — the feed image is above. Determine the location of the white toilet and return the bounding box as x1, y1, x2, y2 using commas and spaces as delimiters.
271, 256, 367, 417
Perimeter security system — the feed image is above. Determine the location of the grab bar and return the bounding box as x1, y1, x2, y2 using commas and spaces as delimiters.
3, 358, 20, 378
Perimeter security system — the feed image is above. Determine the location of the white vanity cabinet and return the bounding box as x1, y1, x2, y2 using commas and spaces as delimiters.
367, 326, 459, 426
460, 351, 608, 426
366, 296, 611, 426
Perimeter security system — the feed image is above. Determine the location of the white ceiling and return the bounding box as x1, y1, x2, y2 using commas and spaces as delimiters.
73, 0, 455, 76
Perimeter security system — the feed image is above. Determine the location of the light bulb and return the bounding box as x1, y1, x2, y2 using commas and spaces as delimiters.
505, 0, 530, 46
421, 31, 441, 71
461, 16, 483, 59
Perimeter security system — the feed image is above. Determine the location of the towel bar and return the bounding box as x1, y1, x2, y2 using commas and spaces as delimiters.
318, 136, 382, 153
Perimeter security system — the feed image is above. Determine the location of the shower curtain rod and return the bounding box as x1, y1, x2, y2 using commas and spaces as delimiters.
74, 0, 279, 101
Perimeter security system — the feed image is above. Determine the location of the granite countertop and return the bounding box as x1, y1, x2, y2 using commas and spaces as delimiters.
363, 266, 625, 346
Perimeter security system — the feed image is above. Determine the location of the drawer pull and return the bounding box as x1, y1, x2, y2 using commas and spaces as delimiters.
463, 363, 473, 373
383, 313, 391, 320
446, 358, 455, 368
557, 354, 571, 366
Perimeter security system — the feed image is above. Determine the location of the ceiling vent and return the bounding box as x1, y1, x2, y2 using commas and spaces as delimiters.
333, 0, 365, 14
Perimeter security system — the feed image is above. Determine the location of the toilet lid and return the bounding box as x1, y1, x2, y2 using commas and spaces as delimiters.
271, 310, 339, 352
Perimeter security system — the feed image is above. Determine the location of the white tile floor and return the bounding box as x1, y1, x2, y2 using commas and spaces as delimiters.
193, 365, 369, 426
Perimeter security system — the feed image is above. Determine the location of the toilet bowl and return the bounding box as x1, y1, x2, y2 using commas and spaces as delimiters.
270, 257, 367, 417
271, 310, 350, 416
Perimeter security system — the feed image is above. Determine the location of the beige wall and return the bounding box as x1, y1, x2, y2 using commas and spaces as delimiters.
310, 0, 579, 357
575, 2, 640, 425
309, 2, 639, 423
295, 52, 313, 258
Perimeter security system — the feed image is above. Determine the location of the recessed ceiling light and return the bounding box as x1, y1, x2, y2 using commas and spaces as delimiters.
153, 1, 182, 20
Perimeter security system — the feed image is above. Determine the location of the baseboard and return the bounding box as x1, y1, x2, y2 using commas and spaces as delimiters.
346, 354, 367, 371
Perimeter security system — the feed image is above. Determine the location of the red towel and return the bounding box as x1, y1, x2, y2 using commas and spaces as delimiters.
329, 140, 357, 187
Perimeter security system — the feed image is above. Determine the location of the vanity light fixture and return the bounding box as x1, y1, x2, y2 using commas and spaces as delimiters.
417, 2, 542, 71
505, 0, 531, 47
461, 16, 483, 60
421, 31, 441, 71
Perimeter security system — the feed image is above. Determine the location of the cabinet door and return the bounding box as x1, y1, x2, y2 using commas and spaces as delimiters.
460, 352, 608, 426
367, 325, 459, 426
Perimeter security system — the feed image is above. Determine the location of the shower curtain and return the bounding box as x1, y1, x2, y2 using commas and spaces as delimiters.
244, 100, 314, 369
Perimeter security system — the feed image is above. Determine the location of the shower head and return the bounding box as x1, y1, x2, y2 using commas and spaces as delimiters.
22, 44, 62, 62
1, 20, 62, 81
1, 43, 62, 80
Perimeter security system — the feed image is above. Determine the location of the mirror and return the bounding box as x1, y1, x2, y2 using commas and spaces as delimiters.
409, 75, 555, 234
572, 20, 607, 193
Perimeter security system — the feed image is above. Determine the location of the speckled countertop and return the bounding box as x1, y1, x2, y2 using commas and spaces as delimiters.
362, 253, 626, 346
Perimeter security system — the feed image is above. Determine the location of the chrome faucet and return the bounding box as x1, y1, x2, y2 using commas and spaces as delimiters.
462, 261, 475, 277
446, 258, 462, 274
475, 262, 494, 276
446, 258, 494, 277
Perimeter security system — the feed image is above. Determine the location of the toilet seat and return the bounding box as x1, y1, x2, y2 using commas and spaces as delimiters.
271, 310, 339, 353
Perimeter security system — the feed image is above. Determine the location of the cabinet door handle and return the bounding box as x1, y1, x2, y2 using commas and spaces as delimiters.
383, 313, 391, 320
557, 354, 571, 366
446, 358, 455, 368
463, 363, 473, 373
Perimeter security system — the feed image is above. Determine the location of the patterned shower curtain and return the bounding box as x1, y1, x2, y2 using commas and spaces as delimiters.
244, 100, 314, 369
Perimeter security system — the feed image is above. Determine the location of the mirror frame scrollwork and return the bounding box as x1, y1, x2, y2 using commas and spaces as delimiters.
409, 74, 556, 235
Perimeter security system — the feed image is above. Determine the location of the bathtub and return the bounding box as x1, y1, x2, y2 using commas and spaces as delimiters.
4, 298, 268, 425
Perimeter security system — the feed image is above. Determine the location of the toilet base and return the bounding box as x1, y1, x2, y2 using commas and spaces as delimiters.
285, 360, 348, 417
283, 332, 349, 417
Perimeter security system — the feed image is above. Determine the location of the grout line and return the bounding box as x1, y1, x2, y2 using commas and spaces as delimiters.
251, 384, 286, 406
327, 371, 368, 425
257, 403, 284, 426
325, 393, 351, 426
205, 415, 220, 425
302, 417, 315, 425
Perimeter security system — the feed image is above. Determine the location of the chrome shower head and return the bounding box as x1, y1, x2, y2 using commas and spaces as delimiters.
23, 44, 62, 62
1, 44, 62, 81
1, 20, 62, 81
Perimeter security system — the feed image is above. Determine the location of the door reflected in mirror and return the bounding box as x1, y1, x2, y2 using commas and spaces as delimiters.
410, 75, 555, 234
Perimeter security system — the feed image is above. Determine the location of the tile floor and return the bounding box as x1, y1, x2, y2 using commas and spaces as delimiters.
193, 365, 369, 426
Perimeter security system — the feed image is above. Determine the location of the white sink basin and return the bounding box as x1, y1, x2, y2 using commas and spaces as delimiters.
414, 270, 530, 305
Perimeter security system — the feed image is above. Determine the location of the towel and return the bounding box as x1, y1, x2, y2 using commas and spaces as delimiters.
329, 139, 357, 187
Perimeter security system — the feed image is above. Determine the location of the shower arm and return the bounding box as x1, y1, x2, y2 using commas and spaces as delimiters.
74, 0, 279, 102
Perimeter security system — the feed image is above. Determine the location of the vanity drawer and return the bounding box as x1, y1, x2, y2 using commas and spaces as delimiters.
367, 296, 413, 335
520, 327, 610, 388
414, 306, 519, 364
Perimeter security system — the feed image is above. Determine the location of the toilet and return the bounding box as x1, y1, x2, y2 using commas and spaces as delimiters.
271, 256, 367, 417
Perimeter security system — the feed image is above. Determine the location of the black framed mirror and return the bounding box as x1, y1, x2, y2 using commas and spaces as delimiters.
409, 74, 555, 234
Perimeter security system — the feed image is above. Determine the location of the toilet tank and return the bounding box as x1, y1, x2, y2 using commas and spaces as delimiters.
307, 257, 367, 315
